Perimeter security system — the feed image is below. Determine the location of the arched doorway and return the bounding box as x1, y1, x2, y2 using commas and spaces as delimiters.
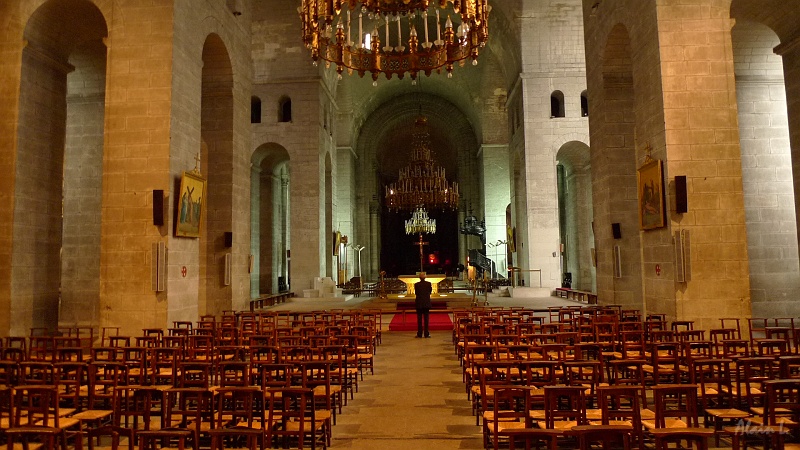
250, 143, 290, 296
199, 33, 234, 317
12, 0, 108, 334
354, 95, 480, 279
556, 141, 595, 292
731, 19, 800, 317
593, 23, 644, 311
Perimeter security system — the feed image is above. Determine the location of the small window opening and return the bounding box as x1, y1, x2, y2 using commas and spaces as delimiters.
580, 91, 589, 117
251, 96, 262, 124
279, 97, 292, 123
550, 90, 565, 118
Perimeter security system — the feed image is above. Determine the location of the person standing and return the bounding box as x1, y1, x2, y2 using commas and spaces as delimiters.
415, 272, 433, 338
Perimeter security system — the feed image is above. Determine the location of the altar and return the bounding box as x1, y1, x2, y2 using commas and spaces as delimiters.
397, 274, 447, 295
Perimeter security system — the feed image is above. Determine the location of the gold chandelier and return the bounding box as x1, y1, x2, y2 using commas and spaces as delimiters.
385, 116, 459, 211
300, 0, 490, 83
405, 207, 437, 235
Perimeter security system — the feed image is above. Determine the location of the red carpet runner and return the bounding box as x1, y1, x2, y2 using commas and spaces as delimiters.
388, 311, 453, 331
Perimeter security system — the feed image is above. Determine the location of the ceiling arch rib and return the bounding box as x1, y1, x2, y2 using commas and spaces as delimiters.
357, 93, 478, 181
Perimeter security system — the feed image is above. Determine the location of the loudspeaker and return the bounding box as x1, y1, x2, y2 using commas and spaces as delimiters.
675, 176, 688, 214
153, 190, 164, 226
611, 223, 622, 240
224, 232, 233, 248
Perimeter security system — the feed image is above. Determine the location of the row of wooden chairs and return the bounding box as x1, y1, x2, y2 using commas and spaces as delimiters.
453, 308, 800, 449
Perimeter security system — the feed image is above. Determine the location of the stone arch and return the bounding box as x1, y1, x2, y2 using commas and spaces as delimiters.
10, 0, 108, 335
354, 94, 479, 278
199, 32, 234, 317
730, 18, 800, 317
250, 143, 290, 296
556, 141, 595, 292
593, 23, 644, 311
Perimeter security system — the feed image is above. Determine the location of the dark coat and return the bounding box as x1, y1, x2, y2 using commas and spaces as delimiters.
414, 280, 433, 309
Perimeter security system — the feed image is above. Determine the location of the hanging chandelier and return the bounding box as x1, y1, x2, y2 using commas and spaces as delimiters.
405, 207, 437, 235
299, 0, 490, 83
385, 116, 459, 211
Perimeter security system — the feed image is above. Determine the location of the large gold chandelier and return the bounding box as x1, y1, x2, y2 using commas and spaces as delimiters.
385, 117, 459, 211
300, 0, 490, 82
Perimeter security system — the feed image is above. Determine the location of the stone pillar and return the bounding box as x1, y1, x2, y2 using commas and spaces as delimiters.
776, 39, 800, 269
657, 2, 751, 330
249, 164, 261, 298
481, 144, 511, 277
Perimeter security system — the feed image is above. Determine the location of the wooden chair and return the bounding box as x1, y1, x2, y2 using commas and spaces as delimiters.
691, 358, 749, 446
642, 384, 714, 450
474, 361, 514, 426
267, 387, 327, 450
11, 386, 82, 450
495, 428, 560, 450
209, 427, 265, 450
643, 341, 681, 385
213, 387, 265, 430
112, 386, 163, 434
137, 429, 193, 450
570, 424, 631, 450
745, 379, 800, 433
163, 388, 214, 447
596, 386, 642, 449
87, 362, 128, 410
538, 385, 587, 433
482, 385, 532, 450
300, 361, 334, 443
4, 426, 65, 450
86, 424, 134, 450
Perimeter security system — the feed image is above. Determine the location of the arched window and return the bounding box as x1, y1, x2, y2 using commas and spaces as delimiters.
251, 96, 262, 123
278, 96, 292, 123
550, 90, 565, 118
580, 90, 589, 117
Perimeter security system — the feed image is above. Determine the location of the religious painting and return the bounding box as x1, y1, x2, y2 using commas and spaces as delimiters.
638, 158, 665, 230
176, 171, 206, 238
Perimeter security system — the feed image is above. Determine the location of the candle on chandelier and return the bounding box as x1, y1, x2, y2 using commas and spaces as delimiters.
423, 10, 430, 46
436, 9, 441, 42
347, 10, 352, 46
385, 15, 390, 48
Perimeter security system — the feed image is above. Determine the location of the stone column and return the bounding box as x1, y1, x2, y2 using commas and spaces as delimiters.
657, 2, 751, 330
481, 144, 511, 277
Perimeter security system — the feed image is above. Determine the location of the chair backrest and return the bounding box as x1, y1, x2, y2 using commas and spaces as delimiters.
651, 384, 700, 428
762, 379, 800, 427
165, 387, 214, 445
691, 358, 734, 409
177, 362, 212, 388
255, 363, 292, 390
543, 385, 587, 428
209, 427, 263, 450
492, 385, 533, 430
113, 385, 161, 431
597, 385, 641, 429
214, 386, 264, 428
605, 359, 648, 409
13, 385, 60, 427
267, 387, 317, 448
738, 356, 779, 408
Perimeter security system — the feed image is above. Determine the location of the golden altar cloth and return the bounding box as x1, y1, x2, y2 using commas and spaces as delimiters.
397, 274, 446, 295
